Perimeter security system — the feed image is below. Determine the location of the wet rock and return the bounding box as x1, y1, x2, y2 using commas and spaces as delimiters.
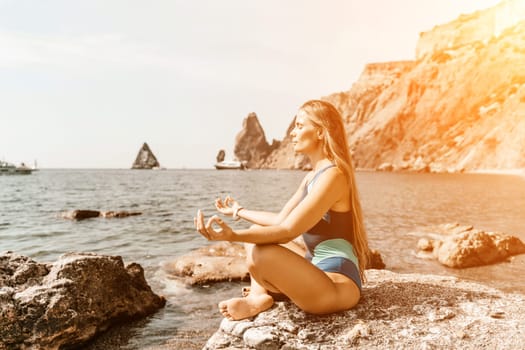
163, 242, 385, 285
368, 249, 386, 269
204, 270, 525, 350
0, 251, 165, 350
100, 211, 142, 219
414, 223, 525, 268
61, 209, 101, 220
60, 210, 142, 220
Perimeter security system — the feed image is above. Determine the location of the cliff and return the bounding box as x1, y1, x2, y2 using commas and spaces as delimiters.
238, 0, 525, 172
131, 142, 160, 169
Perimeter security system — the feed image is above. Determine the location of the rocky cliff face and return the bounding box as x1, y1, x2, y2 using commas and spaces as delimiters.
258, 117, 311, 170
241, 0, 525, 172
131, 142, 160, 169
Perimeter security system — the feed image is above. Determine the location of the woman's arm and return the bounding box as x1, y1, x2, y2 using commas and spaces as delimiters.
236, 175, 308, 225
197, 167, 346, 244
216, 175, 309, 226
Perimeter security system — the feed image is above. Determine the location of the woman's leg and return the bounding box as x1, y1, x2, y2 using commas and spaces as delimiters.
220, 243, 360, 320
241, 238, 306, 297
219, 240, 305, 320
219, 243, 273, 320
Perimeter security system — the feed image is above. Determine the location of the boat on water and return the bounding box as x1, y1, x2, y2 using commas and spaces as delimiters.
0, 161, 33, 175
214, 160, 246, 170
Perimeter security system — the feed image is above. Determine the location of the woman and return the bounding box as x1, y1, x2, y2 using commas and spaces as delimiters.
194, 99, 369, 321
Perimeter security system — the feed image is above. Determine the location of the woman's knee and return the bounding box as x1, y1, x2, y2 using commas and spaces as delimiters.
297, 295, 341, 315
251, 244, 279, 265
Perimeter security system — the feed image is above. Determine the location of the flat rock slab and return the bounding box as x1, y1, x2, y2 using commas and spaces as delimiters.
204, 269, 525, 350
0, 251, 165, 350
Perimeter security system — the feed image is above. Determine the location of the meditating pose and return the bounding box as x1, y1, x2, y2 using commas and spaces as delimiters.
194, 99, 370, 320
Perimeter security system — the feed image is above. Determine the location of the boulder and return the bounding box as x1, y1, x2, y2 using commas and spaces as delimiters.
163, 242, 385, 285
204, 269, 525, 350
414, 223, 525, 268
0, 252, 165, 350
131, 142, 160, 169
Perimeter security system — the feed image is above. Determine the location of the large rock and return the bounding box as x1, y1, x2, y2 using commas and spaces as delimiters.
233, 113, 280, 169
163, 242, 385, 285
204, 269, 525, 350
414, 223, 525, 268
0, 252, 166, 350
131, 142, 160, 169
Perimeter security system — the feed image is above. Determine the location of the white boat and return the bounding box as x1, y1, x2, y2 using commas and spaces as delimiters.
214, 161, 246, 170
0, 161, 33, 175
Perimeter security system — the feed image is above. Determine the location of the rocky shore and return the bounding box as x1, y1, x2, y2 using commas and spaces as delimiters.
204, 270, 525, 350
0, 252, 165, 350
162, 227, 525, 350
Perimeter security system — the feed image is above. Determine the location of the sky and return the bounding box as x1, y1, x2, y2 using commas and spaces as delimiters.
0, 0, 502, 169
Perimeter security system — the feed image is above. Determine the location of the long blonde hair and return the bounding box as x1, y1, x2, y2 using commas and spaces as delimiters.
299, 99, 370, 282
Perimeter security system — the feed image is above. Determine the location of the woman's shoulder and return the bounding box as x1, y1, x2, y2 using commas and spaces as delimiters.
306, 164, 346, 187
322, 166, 346, 184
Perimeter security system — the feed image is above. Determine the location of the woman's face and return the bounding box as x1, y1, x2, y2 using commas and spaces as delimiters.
290, 111, 321, 154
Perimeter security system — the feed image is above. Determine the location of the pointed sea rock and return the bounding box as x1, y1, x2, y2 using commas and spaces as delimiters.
131, 142, 160, 169
234, 112, 280, 168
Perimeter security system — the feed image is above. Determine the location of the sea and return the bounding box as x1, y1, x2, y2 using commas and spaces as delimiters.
2, 169, 525, 349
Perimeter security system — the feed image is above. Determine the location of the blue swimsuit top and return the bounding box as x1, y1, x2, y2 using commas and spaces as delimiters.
300, 165, 355, 258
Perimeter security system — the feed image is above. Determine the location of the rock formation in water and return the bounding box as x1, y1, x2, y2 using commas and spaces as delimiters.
131, 142, 160, 169
60, 209, 142, 220
216, 149, 226, 163
413, 223, 525, 268
203, 269, 525, 349
233, 113, 280, 169
0, 252, 165, 350
235, 0, 525, 172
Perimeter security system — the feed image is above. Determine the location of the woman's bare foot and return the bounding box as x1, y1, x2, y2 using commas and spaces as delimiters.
218, 294, 273, 320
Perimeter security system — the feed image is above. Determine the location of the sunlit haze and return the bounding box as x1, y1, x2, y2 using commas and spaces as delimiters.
0, 0, 502, 168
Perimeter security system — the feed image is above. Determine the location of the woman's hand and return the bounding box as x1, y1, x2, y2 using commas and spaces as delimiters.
194, 210, 235, 241
215, 195, 241, 217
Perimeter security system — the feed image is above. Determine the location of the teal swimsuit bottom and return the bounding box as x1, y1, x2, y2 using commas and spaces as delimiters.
301, 165, 362, 291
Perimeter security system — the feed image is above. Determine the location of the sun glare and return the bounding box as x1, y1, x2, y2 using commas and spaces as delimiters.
492, 0, 525, 37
